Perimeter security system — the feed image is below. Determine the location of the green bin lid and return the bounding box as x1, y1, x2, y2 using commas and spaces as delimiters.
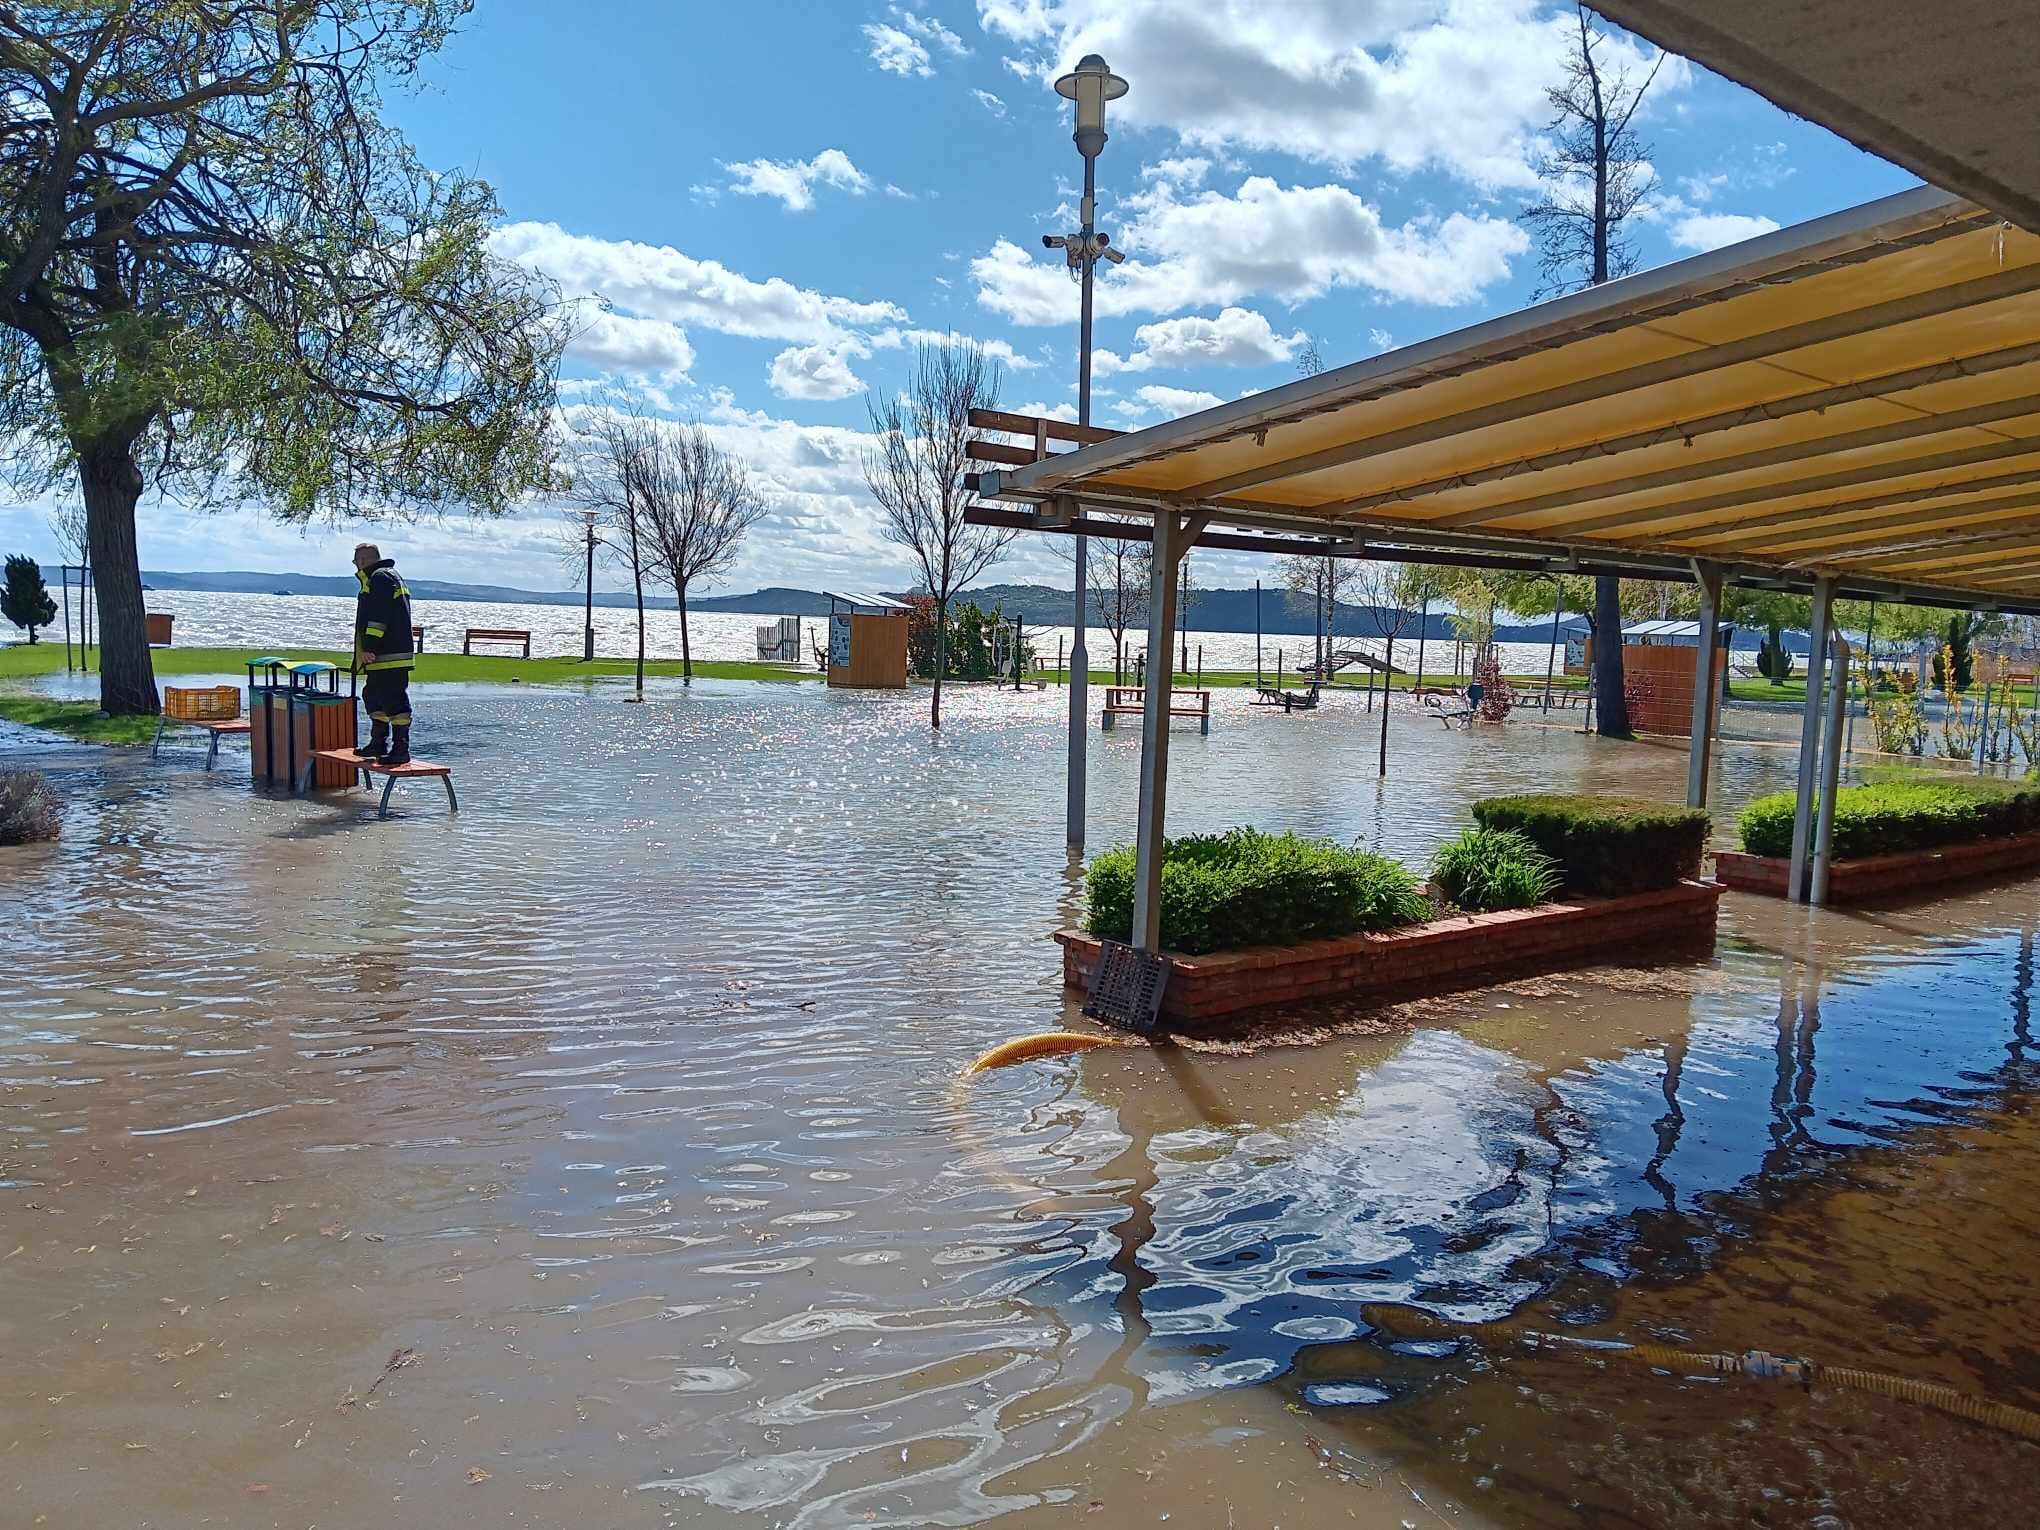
247, 655, 287, 667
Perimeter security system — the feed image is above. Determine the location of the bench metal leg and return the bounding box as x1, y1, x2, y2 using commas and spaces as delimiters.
443, 775, 458, 814
379, 774, 399, 819
151, 715, 167, 759
296, 757, 314, 795
205, 729, 220, 770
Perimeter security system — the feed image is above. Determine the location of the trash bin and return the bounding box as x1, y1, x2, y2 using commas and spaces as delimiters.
246, 657, 290, 784
285, 662, 358, 792
146, 612, 174, 647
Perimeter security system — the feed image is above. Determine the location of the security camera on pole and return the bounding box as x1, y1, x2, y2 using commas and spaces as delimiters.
1046, 53, 1127, 857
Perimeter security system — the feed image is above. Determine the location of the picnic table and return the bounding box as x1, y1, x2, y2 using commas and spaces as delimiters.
1101, 685, 1211, 735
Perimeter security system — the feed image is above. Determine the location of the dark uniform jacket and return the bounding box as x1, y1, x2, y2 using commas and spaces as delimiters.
353, 559, 415, 670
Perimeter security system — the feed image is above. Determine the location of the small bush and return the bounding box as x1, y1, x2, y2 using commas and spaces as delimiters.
1431, 828, 1560, 912
1470, 793, 1710, 895
1738, 770, 2040, 860
0, 768, 61, 844
1085, 827, 1430, 954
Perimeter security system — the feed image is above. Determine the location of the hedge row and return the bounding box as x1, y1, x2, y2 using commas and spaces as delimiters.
1470, 794, 1711, 896
1085, 794, 1709, 953
1738, 770, 2040, 860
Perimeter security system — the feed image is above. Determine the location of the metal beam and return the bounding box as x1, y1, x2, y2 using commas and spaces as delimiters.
1810, 634, 1853, 908
1681, 488, 2040, 554
1408, 392, 2040, 532
1130, 512, 1200, 953
1176, 280, 2040, 501
1688, 561, 1726, 810
1788, 577, 1836, 902
1552, 439, 2040, 541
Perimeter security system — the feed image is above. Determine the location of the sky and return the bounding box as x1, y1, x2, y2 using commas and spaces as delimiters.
0, 0, 1921, 597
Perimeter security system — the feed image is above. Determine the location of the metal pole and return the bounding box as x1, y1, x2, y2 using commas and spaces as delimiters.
1687, 561, 1724, 810
582, 520, 596, 662
1195, 644, 1201, 691
1811, 634, 1852, 906
1254, 578, 1262, 688
1015, 618, 1024, 691
61, 564, 72, 672
1788, 576, 1836, 901
1065, 145, 1101, 855
1543, 594, 1560, 712
1414, 595, 1429, 691
1057, 634, 1064, 686
1131, 512, 1182, 953
1178, 557, 1190, 674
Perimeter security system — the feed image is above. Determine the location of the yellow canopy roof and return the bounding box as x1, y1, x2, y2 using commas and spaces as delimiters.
978, 186, 2040, 614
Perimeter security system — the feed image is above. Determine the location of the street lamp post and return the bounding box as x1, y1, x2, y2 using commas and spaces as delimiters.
1050, 53, 1128, 857
579, 508, 598, 662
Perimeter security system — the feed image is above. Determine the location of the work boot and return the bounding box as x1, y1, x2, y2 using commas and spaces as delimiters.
383, 725, 411, 768
360, 721, 389, 759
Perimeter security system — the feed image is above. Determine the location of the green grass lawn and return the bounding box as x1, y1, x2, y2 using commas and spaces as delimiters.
0, 695, 161, 745
0, 642, 818, 688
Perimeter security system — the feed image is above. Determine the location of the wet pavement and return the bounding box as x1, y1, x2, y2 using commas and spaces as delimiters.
3, 676, 2038, 1527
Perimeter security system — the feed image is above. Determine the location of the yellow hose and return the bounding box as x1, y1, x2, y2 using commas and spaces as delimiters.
962, 1030, 1141, 1075
1363, 1305, 2040, 1444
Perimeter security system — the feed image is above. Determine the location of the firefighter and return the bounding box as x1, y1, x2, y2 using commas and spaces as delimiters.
352, 542, 416, 765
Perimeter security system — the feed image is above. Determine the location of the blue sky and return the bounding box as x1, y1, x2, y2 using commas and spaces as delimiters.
0, 0, 1920, 595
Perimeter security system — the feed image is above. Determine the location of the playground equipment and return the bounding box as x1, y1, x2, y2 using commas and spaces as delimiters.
824, 591, 910, 689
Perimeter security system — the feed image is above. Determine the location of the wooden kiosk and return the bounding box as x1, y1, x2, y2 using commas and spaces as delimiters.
824, 592, 911, 689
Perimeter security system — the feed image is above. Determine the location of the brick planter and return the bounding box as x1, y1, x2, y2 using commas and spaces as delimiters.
1714, 829, 2040, 904
1054, 879, 1725, 1027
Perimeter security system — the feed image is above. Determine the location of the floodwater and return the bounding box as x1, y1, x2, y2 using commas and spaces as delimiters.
4, 676, 2039, 1528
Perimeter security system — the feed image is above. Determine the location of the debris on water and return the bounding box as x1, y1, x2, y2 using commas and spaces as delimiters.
467, 1466, 491, 1483
342, 1346, 418, 1408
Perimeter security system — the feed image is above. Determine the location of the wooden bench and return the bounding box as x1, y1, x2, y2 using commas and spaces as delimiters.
463, 627, 530, 658
1101, 685, 1211, 735
151, 715, 252, 770
1252, 686, 1318, 712
311, 748, 459, 818
413, 624, 427, 652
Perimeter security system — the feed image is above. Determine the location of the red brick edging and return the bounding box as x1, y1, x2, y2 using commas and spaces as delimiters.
1713, 829, 2040, 903
1054, 879, 1725, 1026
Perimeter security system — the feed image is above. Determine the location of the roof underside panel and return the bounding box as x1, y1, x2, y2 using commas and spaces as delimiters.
983, 190, 2040, 609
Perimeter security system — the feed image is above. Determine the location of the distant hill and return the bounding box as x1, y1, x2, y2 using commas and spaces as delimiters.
97, 567, 1621, 641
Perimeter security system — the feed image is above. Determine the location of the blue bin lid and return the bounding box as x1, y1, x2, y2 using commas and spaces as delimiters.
289, 661, 338, 676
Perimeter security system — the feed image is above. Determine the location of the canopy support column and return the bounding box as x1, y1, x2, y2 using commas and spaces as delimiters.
1788, 575, 1837, 901
1130, 511, 1207, 952
1811, 633, 1853, 906
1687, 560, 1727, 810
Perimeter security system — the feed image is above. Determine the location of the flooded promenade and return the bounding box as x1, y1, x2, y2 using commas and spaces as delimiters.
5, 677, 2038, 1527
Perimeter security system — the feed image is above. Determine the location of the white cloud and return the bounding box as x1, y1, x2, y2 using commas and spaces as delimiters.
1113, 384, 1224, 422
972, 176, 1527, 325
768, 339, 872, 401
864, 23, 931, 76
1367, 327, 1395, 352
866, 7, 969, 77
1668, 211, 1781, 252
1011, 398, 1078, 423
972, 88, 1007, 118
563, 304, 696, 377
1093, 306, 1303, 376
491, 222, 906, 346
978, 0, 1684, 191
721, 148, 870, 211
868, 327, 1039, 370
1141, 156, 1210, 188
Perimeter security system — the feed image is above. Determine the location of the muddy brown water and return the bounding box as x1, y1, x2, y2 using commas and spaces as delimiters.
4, 677, 2039, 1527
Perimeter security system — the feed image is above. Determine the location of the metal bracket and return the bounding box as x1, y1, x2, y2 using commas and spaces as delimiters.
1083, 940, 1170, 1036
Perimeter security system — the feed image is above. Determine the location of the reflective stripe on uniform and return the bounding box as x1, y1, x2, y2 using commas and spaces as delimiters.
364, 657, 415, 671
386, 713, 412, 725
369, 711, 389, 722
364, 623, 386, 637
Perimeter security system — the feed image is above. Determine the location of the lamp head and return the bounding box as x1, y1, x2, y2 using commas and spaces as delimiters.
1054, 54, 1127, 153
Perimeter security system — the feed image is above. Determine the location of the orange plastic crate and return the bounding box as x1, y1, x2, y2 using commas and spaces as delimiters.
163, 685, 240, 722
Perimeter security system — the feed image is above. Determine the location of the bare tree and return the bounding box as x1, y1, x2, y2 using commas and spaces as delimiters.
569, 395, 664, 700
1053, 518, 1149, 682
864, 341, 1012, 727
1520, 3, 1665, 737
1279, 551, 1357, 682
637, 424, 765, 683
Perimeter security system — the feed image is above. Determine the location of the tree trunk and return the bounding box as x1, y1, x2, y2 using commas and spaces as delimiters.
78, 438, 158, 716
931, 599, 948, 728
678, 581, 693, 682
1378, 635, 1394, 776
1593, 573, 1631, 736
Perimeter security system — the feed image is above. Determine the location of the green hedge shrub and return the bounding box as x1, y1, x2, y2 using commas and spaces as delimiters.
1738, 771, 2040, 860
1470, 794, 1710, 895
1431, 827, 1561, 913
1085, 828, 1429, 954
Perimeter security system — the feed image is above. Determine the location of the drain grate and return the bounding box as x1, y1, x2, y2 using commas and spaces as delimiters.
1083, 940, 1170, 1036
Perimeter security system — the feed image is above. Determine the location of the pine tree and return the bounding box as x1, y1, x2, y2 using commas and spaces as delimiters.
2, 555, 57, 644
